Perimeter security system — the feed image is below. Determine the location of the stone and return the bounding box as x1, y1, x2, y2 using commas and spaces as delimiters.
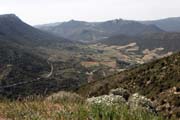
128, 93, 157, 114
109, 88, 130, 100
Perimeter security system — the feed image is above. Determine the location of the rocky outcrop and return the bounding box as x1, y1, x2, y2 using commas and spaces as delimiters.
128, 93, 156, 114
109, 88, 130, 100
87, 88, 156, 114
87, 94, 126, 105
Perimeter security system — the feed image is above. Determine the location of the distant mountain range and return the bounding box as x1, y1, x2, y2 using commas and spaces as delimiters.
36, 19, 163, 42
36, 17, 180, 53
141, 17, 180, 32
36, 17, 180, 43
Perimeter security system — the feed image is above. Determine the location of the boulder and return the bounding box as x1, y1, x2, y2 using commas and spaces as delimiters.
128, 93, 157, 114
109, 88, 130, 100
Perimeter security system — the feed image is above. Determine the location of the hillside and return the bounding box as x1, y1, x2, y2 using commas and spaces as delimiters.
0, 14, 81, 98
98, 32, 180, 52
77, 52, 180, 119
0, 14, 71, 47
36, 19, 162, 42
0, 14, 127, 98
0, 37, 52, 97
142, 17, 180, 32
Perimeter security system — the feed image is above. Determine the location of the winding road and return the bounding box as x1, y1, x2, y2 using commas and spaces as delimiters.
0, 60, 54, 90
46, 61, 54, 78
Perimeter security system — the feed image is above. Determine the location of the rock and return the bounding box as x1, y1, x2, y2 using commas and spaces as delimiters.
87, 94, 127, 106
109, 88, 130, 100
128, 93, 157, 114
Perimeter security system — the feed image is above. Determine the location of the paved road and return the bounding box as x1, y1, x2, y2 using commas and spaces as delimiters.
0, 60, 54, 90
46, 61, 54, 78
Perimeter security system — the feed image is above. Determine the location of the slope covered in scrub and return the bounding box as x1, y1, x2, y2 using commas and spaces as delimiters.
77, 52, 180, 119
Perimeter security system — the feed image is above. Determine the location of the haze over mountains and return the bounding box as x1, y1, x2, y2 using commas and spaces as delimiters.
36, 19, 163, 42
141, 17, 180, 32
37, 17, 180, 42
0, 14, 179, 119
37, 17, 180, 53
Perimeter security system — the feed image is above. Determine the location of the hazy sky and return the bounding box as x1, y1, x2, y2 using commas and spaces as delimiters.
0, 0, 179, 25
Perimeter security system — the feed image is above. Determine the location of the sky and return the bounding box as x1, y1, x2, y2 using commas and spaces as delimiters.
0, 0, 180, 25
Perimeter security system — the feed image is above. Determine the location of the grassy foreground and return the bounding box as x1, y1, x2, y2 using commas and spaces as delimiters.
0, 95, 167, 120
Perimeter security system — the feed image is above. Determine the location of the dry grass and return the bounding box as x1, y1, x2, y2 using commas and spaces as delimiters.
81, 61, 99, 68
0, 92, 166, 120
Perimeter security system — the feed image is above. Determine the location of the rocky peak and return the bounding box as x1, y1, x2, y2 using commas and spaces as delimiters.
0, 14, 21, 22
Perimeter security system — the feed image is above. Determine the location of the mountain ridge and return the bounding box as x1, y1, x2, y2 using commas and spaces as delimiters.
36, 19, 163, 42
0, 14, 72, 47
141, 17, 180, 32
